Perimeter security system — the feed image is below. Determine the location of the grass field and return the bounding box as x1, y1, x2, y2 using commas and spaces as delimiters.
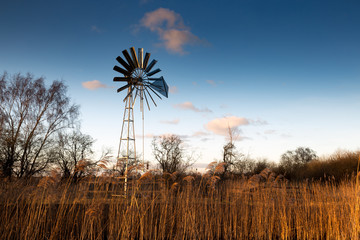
0, 170, 359, 239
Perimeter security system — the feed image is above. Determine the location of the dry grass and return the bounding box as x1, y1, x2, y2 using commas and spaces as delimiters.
0, 172, 360, 239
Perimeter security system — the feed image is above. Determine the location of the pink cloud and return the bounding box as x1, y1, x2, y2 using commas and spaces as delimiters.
82, 80, 110, 90
169, 86, 178, 93
173, 101, 212, 113
206, 80, 216, 86
205, 116, 250, 136
141, 8, 182, 31
140, 8, 202, 54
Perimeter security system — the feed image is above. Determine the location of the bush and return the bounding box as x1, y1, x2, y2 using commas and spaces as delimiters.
304, 150, 360, 181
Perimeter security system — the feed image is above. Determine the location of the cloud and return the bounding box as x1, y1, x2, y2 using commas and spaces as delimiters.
205, 116, 250, 136
249, 118, 268, 125
140, 8, 203, 54
192, 131, 210, 137
264, 130, 276, 135
160, 119, 180, 124
173, 101, 212, 113
281, 133, 292, 138
91, 25, 102, 33
82, 80, 111, 90
169, 86, 178, 94
206, 80, 216, 86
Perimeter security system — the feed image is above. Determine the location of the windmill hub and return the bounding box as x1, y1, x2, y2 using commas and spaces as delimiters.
131, 68, 147, 80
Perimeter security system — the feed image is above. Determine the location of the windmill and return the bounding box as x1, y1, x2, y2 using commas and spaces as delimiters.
113, 47, 168, 192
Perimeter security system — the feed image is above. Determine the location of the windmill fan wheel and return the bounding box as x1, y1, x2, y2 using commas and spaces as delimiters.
113, 47, 169, 110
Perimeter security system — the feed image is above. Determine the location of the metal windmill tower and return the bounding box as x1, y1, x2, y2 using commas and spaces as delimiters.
113, 47, 168, 191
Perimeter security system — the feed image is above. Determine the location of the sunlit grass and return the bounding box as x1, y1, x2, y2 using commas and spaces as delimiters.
1, 169, 360, 240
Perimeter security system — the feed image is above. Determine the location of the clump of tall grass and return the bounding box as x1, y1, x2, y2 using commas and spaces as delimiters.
305, 150, 360, 181
1, 166, 360, 239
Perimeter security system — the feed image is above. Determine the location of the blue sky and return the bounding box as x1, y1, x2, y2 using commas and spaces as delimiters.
1, 0, 360, 168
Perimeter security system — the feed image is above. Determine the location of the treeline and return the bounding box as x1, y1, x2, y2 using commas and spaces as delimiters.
207, 128, 360, 182
217, 146, 360, 182
1, 72, 359, 182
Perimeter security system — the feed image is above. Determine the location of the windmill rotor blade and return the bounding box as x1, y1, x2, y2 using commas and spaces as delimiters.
122, 49, 136, 70
146, 85, 162, 100
143, 52, 151, 70
145, 59, 157, 73
117, 84, 130, 93
113, 66, 131, 76
113, 77, 130, 82
146, 68, 161, 77
143, 90, 151, 111
138, 48, 143, 68
130, 47, 139, 68
148, 77, 163, 81
116, 56, 132, 72
123, 86, 135, 102
148, 76, 169, 98
132, 88, 139, 107
145, 87, 157, 107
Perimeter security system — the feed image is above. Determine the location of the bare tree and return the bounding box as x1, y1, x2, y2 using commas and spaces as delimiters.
280, 147, 317, 169
221, 126, 243, 175
0, 72, 79, 178
152, 134, 193, 173
279, 147, 318, 179
49, 130, 94, 181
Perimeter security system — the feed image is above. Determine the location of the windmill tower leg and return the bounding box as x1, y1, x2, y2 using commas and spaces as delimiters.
117, 87, 136, 195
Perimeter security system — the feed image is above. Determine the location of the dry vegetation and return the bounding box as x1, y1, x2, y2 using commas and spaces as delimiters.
1, 167, 360, 240
2, 72, 360, 239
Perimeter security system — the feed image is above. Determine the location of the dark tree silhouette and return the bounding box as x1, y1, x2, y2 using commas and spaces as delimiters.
49, 130, 94, 181
279, 147, 318, 179
152, 134, 193, 173
0, 72, 79, 178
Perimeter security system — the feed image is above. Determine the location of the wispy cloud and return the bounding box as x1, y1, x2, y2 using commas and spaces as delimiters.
281, 133, 292, 138
91, 25, 102, 33
250, 118, 268, 125
173, 101, 212, 113
82, 80, 112, 90
140, 8, 204, 54
264, 130, 276, 135
192, 131, 210, 137
160, 119, 180, 125
205, 116, 249, 136
206, 80, 216, 86
169, 86, 178, 94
